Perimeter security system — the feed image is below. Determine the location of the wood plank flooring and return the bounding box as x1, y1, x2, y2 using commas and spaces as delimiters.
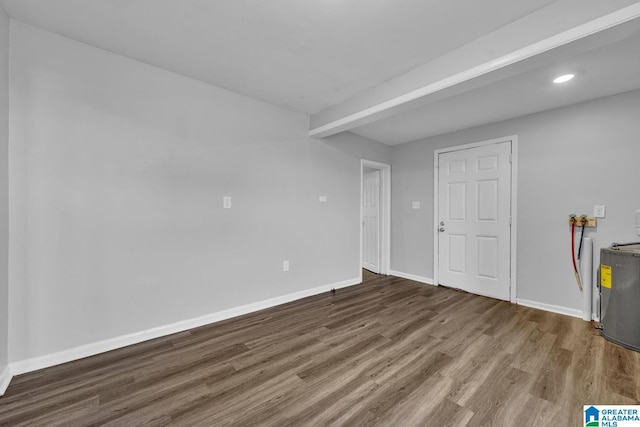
1, 270, 639, 426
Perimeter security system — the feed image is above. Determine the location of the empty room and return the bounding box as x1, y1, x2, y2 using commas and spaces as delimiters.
1, 1, 640, 426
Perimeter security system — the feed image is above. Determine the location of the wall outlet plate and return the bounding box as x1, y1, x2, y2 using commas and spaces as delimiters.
593, 205, 606, 218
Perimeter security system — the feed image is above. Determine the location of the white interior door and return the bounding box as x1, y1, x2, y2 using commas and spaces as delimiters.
362, 169, 380, 273
437, 141, 511, 300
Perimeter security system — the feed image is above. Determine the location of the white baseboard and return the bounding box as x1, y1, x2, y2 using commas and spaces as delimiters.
386, 272, 584, 320
389, 270, 435, 286
0, 365, 12, 396
516, 298, 583, 319
9, 277, 360, 376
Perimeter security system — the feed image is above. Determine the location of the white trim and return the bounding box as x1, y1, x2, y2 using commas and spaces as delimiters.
433, 152, 439, 287
390, 270, 434, 286
433, 135, 518, 302
360, 160, 391, 277
510, 136, 519, 304
308, 3, 640, 138
0, 365, 12, 396
8, 277, 360, 376
434, 135, 517, 154
516, 298, 583, 319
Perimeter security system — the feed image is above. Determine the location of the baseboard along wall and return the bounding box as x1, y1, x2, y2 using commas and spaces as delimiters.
390, 271, 584, 319
0, 365, 11, 396
2, 277, 361, 394
515, 298, 583, 319
389, 270, 434, 285
1, 276, 587, 396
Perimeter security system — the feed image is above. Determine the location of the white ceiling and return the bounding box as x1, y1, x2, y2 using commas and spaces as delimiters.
0, 0, 557, 114
352, 21, 640, 144
2, 0, 640, 145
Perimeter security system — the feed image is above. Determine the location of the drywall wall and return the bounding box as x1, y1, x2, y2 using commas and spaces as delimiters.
8, 22, 383, 363
391, 88, 640, 314
0, 5, 9, 380
323, 131, 391, 166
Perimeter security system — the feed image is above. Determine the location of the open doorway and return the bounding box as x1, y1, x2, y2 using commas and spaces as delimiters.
360, 160, 391, 280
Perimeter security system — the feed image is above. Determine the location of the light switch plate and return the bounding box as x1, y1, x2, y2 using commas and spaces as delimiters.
593, 205, 606, 218
412, 201, 421, 210
319, 196, 327, 202
223, 196, 232, 209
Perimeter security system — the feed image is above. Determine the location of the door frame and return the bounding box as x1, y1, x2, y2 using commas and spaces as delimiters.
433, 135, 518, 303
360, 160, 391, 280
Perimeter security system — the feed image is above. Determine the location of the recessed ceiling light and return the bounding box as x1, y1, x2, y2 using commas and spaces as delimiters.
553, 74, 575, 84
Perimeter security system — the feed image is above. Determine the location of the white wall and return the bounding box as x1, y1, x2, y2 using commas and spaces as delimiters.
0, 6, 9, 377
323, 131, 391, 165
8, 22, 389, 363
391, 89, 640, 314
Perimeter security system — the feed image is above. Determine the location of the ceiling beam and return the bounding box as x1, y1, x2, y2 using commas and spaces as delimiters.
308, 1, 640, 139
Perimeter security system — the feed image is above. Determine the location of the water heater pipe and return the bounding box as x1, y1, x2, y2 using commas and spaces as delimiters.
577, 219, 586, 260
580, 237, 593, 321
570, 221, 583, 291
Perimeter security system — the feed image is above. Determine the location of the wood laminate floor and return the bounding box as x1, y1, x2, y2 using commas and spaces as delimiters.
1, 271, 639, 426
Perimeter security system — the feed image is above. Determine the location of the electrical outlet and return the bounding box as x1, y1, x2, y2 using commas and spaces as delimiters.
593, 205, 606, 218
223, 196, 231, 209
283, 260, 290, 272
412, 201, 421, 209
319, 196, 327, 202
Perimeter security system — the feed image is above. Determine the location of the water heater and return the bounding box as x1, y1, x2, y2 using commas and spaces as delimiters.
600, 244, 640, 351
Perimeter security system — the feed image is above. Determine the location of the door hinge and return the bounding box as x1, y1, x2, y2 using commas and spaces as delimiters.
509, 217, 512, 226
508, 153, 512, 163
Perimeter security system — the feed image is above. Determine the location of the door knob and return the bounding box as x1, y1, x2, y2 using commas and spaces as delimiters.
440, 221, 445, 226
439, 227, 445, 232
